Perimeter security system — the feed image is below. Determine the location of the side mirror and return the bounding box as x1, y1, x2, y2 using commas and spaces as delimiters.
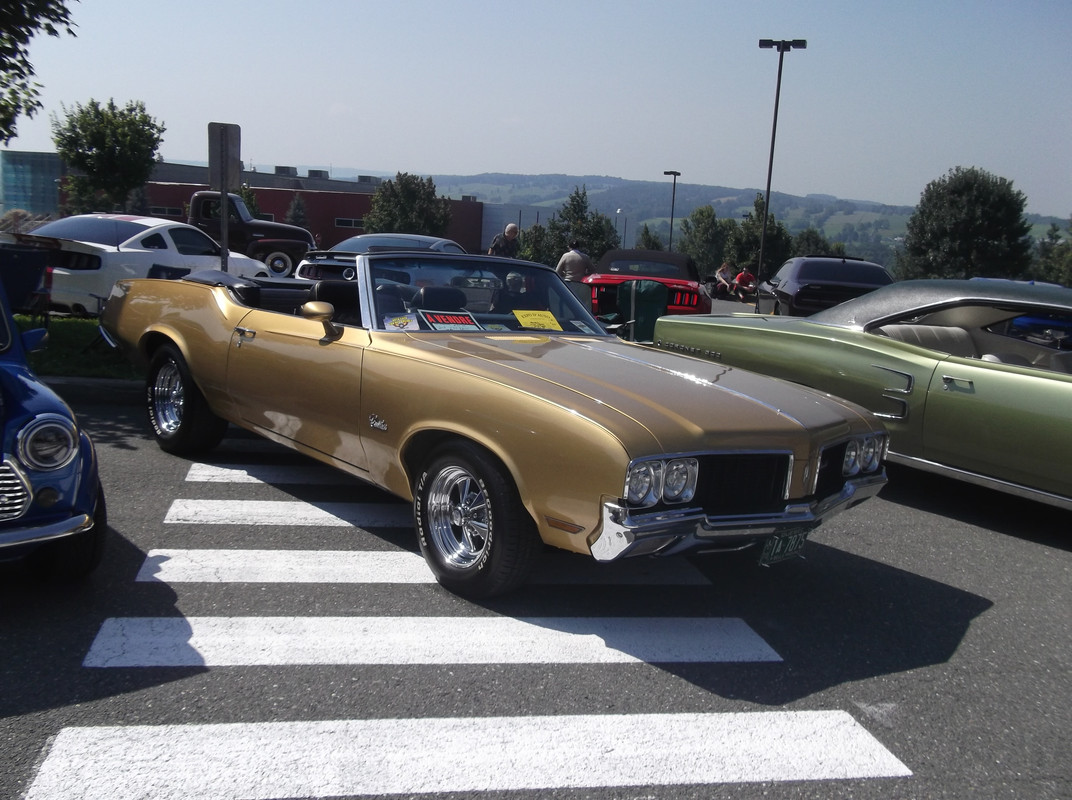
301, 300, 342, 340
21, 328, 49, 354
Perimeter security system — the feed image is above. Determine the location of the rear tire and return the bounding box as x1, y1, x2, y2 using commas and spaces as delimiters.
415, 442, 540, 598
146, 344, 228, 455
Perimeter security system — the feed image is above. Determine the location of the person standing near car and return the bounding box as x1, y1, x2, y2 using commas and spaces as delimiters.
488, 223, 520, 258
556, 240, 594, 281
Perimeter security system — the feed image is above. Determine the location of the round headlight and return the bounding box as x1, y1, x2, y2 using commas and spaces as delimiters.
663, 459, 698, 503
18, 414, 79, 471
626, 462, 659, 507
842, 439, 861, 476
860, 437, 880, 472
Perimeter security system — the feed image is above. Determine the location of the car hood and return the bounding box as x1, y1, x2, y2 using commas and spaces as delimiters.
393, 332, 871, 453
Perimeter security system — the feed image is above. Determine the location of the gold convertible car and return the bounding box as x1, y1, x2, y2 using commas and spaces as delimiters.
100, 253, 887, 597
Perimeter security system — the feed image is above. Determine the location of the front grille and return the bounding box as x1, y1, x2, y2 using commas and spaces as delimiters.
814, 442, 849, 499
636, 453, 791, 517
0, 460, 32, 521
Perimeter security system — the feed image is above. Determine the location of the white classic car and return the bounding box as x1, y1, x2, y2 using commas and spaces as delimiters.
12, 214, 267, 315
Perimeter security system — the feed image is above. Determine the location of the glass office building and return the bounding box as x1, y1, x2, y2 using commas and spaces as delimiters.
0, 150, 64, 216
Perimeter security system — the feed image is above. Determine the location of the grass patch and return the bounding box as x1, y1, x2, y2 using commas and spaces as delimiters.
16, 316, 142, 379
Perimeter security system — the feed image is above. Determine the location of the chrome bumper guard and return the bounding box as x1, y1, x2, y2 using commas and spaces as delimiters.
590, 470, 886, 562
0, 513, 95, 551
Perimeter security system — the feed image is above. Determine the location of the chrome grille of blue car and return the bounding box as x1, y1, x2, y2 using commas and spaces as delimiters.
0, 460, 32, 521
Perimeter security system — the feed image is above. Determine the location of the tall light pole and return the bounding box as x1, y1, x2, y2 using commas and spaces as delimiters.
757, 38, 806, 284
663, 170, 680, 251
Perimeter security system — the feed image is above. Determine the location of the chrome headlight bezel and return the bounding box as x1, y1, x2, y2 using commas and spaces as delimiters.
17, 414, 80, 471
625, 457, 699, 509
841, 434, 886, 477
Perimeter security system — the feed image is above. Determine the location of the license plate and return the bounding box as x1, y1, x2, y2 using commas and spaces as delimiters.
759, 529, 809, 565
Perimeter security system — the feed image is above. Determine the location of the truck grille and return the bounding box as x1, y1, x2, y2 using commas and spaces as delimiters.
0, 460, 32, 521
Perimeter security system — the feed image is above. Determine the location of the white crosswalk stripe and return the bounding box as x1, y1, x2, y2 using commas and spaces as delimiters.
25, 712, 911, 800
83, 615, 783, 667
165, 498, 412, 527
27, 449, 912, 797
134, 547, 711, 585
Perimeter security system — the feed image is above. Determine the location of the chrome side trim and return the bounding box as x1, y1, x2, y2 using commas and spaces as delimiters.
886, 452, 1072, 512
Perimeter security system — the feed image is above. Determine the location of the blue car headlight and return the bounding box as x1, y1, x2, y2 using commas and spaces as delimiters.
17, 414, 79, 471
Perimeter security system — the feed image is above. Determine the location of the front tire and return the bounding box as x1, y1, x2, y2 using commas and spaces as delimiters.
263, 250, 294, 277
415, 442, 540, 598
146, 344, 228, 455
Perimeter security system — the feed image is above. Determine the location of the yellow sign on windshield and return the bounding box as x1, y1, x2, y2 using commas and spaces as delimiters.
513, 309, 562, 331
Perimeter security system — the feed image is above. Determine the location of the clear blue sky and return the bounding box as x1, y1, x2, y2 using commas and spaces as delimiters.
6, 0, 1071, 216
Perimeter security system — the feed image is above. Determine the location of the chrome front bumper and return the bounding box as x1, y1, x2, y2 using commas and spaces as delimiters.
589, 471, 886, 561
0, 513, 95, 553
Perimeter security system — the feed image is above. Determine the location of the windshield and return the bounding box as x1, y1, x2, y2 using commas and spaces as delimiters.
797, 261, 893, 284
370, 256, 607, 335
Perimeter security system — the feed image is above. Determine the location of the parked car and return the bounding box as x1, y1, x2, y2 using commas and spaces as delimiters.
100, 252, 887, 598
0, 251, 107, 577
295, 233, 467, 281
756, 255, 894, 315
583, 249, 712, 318
15, 214, 267, 315
653, 278, 1072, 510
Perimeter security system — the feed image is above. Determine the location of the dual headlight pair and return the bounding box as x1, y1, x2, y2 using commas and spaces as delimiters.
625, 458, 699, 508
842, 435, 885, 476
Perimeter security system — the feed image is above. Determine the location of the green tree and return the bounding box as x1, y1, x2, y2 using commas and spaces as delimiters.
1032, 219, 1072, 286
897, 166, 1033, 280
363, 172, 451, 236
51, 98, 165, 212
285, 193, 308, 230
238, 184, 260, 218
728, 194, 792, 275
678, 205, 733, 279
0, 0, 75, 143
793, 227, 846, 257
518, 222, 556, 267
637, 224, 664, 250
544, 186, 619, 266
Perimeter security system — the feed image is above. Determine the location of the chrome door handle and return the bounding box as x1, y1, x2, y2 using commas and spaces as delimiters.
941, 375, 973, 390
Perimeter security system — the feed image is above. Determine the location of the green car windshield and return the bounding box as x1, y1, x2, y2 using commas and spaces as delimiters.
370, 257, 607, 336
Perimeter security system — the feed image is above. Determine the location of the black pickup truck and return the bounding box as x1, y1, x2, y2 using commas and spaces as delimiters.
188, 191, 315, 277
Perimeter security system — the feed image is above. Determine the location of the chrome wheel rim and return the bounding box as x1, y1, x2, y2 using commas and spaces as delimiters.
151, 360, 184, 434
427, 465, 489, 569
266, 254, 291, 276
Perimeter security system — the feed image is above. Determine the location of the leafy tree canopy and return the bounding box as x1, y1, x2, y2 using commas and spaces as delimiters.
679, 205, 734, 279
727, 194, 792, 275
285, 193, 308, 230
51, 98, 165, 212
898, 166, 1032, 280
637, 223, 664, 251
0, 0, 75, 143
520, 186, 620, 267
363, 172, 451, 236
1032, 218, 1072, 287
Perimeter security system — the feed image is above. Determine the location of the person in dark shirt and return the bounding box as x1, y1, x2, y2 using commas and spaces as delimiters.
488, 223, 520, 258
